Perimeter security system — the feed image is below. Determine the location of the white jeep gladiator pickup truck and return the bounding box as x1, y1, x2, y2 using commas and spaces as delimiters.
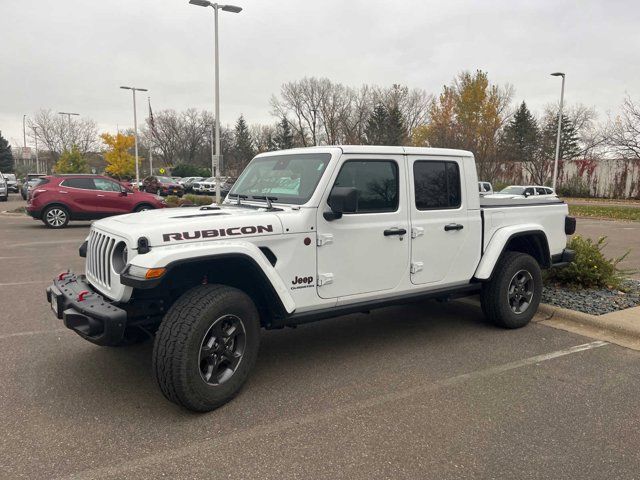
46, 146, 576, 412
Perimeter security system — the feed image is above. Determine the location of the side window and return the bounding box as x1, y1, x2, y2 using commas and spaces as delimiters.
545, 188, 554, 195
94, 179, 122, 192
413, 161, 461, 210
535, 187, 546, 195
524, 187, 535, 196
333, 160, 398, 213
62, 178, 96, 190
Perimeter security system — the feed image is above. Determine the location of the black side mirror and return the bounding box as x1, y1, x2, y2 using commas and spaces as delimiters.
324, 187, 358, 221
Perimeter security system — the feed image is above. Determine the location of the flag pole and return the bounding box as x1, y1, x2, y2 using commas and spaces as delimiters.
148, 97, 154, 176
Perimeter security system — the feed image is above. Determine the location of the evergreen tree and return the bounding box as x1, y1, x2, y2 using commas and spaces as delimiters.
0, 132, 14, 172
385, 104, 408, 145
541, 113, 580, 161
365, 104, 389, 145
232, 115, 255, 173
500, 101, 539, 163
274, 117, 294, 150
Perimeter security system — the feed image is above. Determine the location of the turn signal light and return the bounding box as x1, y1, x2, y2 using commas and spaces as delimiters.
145, 268, 166, 279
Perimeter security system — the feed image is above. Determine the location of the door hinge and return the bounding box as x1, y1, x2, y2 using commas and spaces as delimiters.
317, 234, 334, 246
411, 227, 424, 239
317, 273, 334, 286
410, 262, 424, 274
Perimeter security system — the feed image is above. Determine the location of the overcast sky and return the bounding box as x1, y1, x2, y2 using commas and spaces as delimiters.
1, 0, 638, 148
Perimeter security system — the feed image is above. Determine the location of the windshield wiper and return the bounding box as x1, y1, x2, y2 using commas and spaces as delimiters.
229, 193, 248, 206
252, 195, 279, 210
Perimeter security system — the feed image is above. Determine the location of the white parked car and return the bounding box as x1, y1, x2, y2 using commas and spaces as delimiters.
490, 185, 556, 199
192, 177, 216, 194
47, 146, 575, 412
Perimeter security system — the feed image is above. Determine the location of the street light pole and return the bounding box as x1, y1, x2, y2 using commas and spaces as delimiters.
120, 86, 148, 186
22, 115, 27, 148
550, 72, 565, 191
58, 112, 80, 151
34, 126, 40, 174
189, 0, 242, 203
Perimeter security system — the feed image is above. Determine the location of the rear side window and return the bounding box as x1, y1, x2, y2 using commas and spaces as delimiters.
61, 178, 95, 190
413, 161, 461, 210
333, 160, 399, 213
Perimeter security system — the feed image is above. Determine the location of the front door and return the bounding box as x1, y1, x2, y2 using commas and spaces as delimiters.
93, 178, 130, 214
316, 155, 410, 299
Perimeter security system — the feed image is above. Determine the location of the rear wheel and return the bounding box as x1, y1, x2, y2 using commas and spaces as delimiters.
42, 205, 70, 228
480, 251, 542, 329
152, 284, 261, 412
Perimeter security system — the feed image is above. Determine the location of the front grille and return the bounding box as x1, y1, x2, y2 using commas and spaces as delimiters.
86, 230, 117, 289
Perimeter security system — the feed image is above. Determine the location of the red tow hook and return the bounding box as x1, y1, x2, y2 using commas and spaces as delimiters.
77, 290, 90, 302
58, 271, 70, 281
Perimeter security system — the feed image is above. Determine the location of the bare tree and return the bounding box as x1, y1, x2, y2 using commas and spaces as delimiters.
607, 95, 640, 160
250, 124, 276, 153
27, 109, 99, 159
142, 109, 214, 167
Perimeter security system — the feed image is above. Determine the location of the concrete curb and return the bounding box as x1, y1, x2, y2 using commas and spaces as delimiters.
538, 303, 640, 339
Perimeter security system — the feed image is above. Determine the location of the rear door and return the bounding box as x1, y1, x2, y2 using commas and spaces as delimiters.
60, 177, 98, 214
408, 156, 480, 286
316, 155, 410, 299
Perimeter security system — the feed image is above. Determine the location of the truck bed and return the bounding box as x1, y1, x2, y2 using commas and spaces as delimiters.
479, 196, 569, 259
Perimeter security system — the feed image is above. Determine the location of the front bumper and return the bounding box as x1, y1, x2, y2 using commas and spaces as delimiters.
46, 273, 127, 346
27, 206, 42, 219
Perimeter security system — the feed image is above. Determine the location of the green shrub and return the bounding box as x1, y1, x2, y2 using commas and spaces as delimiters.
556, 176, 591, 198
545, 235, 630, 289
164, 194, 214, 208
170, 163, 211, 178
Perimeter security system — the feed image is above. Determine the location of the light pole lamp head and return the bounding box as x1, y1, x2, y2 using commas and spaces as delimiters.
189, 0, 213, 6
550, 72, 565, 77
221, 4, 242, 12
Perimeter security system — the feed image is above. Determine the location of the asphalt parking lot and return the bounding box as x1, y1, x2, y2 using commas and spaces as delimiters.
2, 193, 640, 479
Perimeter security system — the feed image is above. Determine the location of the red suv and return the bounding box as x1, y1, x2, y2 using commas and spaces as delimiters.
27, 174, 166, 228
142, 176, 184, 196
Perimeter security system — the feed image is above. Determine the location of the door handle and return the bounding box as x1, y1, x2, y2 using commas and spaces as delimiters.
444, 223, 464, 231
97, 194, 105, 197
384, 228, 407, 236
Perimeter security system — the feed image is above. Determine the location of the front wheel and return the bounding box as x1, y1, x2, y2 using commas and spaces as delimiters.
480, 251, 542, 329
134, 204, 153, 212
152, 284, 261, 412
42, 205, 70, 228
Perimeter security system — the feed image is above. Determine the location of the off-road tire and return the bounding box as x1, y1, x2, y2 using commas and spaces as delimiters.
480, 251, 542, 329
152, 284, 261, 412
42, 205, 70, 229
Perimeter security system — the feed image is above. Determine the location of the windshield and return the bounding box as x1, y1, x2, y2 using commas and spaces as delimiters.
229, 153, 331, 205
499, 186, 525, 195
156, 176, 173, 183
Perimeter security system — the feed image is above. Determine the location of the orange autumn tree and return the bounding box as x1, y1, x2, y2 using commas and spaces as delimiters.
101, 132, 136, 179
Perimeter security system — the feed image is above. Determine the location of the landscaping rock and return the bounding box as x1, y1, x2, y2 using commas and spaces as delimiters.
542, 280, 640, 316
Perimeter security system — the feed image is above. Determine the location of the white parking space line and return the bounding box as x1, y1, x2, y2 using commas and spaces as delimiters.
0, 280, 50, 287
63, 340, 609, 480
5, 239, 84, 248
0, 329, 66, 340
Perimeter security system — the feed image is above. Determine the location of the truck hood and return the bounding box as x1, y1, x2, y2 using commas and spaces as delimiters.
93, 205, 285, 248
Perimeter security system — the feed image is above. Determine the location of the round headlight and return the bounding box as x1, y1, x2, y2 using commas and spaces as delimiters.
112, 242, 128, 274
